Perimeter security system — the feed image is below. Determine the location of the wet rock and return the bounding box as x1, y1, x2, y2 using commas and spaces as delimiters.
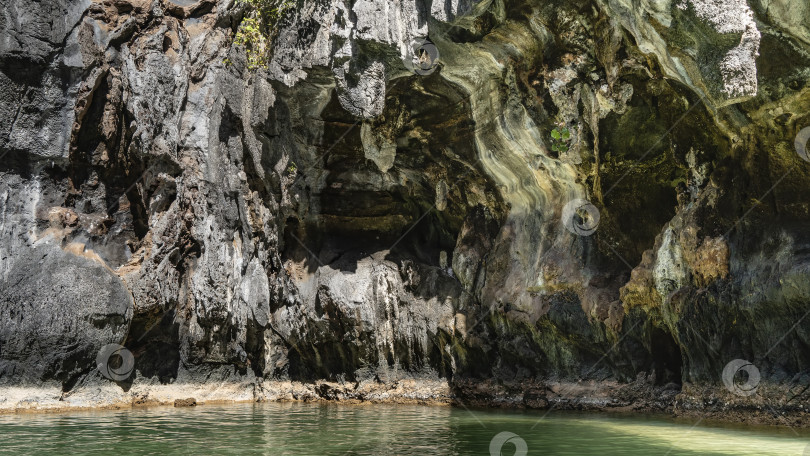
174, 397, 196, 407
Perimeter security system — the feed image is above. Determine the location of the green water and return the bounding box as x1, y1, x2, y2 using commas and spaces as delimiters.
0, 403, 808, 455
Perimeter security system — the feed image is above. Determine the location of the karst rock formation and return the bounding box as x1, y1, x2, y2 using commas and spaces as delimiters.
1, 0, 809, 420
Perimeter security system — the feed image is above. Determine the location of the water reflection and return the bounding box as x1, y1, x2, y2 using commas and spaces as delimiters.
0, 402, 808, 455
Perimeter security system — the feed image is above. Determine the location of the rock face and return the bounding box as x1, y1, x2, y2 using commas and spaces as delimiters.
0, 0, 809, 420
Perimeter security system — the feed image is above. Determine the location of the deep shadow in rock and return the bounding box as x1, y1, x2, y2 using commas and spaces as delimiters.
648, 326, 683, 386
124, 309, 181, 384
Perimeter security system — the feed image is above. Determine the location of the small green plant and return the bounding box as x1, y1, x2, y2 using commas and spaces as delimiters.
229, 0, 294, 70
550, 123, 572, 154
286, 161, 297, 176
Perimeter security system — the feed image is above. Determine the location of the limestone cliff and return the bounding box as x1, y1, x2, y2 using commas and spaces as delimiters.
0, 0, 809, 422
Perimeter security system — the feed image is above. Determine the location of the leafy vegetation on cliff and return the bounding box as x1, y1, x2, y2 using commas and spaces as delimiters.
229, 0, 293, 69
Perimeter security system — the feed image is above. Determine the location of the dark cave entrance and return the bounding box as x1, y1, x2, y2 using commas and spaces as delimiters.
282, 73, 501, 273
278, 72, 507, 381
649, 326, 683, 386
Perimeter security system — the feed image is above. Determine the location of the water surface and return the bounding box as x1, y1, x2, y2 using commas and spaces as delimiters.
0, 402, 808, 455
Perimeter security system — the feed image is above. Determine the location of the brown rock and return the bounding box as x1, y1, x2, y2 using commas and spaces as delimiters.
174, 398, 197, 407
691, 237, 730, 286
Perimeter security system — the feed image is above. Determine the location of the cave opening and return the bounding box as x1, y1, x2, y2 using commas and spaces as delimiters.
281, 73, 499, 274
649, 326, 683, 387
278, 72, 507, 381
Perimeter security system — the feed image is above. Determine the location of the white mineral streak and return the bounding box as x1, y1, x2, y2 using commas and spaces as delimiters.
653, 227, 689, 302
679, 0, 760, 98
604, 0, 760, 104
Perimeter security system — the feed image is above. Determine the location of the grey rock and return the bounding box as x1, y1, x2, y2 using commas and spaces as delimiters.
0, 0, 808, 422
0, 240, 132, 385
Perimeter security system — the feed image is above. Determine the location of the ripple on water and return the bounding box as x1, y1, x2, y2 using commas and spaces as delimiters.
0, 403, 808, 455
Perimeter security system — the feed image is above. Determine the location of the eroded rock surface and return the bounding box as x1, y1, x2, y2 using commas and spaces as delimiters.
0, 0, 809, 422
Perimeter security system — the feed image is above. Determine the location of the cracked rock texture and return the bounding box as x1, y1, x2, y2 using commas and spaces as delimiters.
1, 0, 809, 421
